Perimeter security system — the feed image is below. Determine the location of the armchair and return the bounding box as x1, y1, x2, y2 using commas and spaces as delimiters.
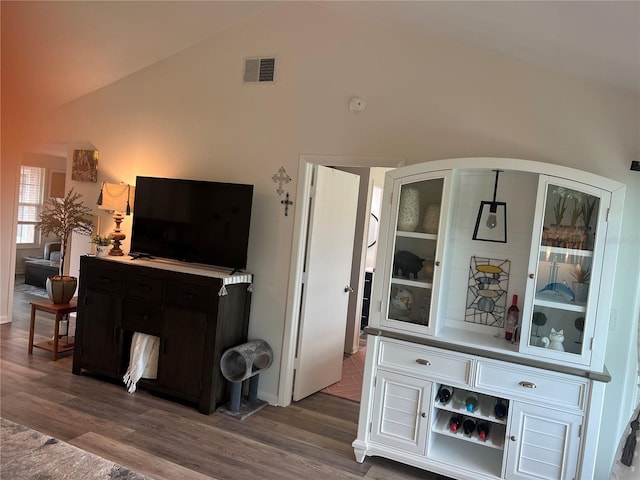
24, 242, 62, 287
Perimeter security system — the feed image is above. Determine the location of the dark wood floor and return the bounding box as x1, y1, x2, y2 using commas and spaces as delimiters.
2, 282, 445, 480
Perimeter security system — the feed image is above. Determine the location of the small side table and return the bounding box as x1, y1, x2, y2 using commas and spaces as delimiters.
28, 298, 77, 361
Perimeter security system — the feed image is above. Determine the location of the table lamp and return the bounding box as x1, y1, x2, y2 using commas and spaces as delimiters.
97, 182, 135, 256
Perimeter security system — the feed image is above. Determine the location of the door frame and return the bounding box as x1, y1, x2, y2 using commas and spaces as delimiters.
277, 154, 403, 407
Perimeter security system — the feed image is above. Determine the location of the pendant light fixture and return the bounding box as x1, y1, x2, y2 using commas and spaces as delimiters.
472, 170, 507, 243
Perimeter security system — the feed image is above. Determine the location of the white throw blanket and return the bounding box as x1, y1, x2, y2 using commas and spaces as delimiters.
123, 332, 159, 393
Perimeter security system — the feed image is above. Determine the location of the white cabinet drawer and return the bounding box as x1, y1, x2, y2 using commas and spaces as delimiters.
475, 360, 589, 411
378, 340, 472, 386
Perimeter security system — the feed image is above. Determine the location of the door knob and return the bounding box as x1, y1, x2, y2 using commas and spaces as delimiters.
344, 286, 354, 293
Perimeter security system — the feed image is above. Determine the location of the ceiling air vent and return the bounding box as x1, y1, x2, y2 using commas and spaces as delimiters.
243, 57, 276, 83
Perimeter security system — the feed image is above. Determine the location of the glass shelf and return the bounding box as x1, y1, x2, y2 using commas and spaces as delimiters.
391, 277, 433, 289
534, 296, 586, 313
396, 231, 438, 241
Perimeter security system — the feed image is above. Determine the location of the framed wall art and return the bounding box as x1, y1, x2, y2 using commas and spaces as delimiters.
72, 149, 99, 182
465, 256, 510, 327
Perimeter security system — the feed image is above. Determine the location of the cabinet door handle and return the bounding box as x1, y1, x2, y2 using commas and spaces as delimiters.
519, 381, 537, 389
529, 273, 535, 279
421, 412, 427, 418
416, 359, 431, 366
510, 435, 517, 442
435, 261, 441, 267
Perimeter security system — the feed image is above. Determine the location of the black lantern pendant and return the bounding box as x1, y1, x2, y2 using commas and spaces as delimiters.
472, 170, 507, 243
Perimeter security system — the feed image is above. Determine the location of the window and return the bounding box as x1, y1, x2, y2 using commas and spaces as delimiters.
17, 166, 45, 246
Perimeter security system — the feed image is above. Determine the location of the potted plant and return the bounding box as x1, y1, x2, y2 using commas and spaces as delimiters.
552, 187, 568, 226
571, 263, 591, 304
37, 189, 94, 304
91, 234, 113, 257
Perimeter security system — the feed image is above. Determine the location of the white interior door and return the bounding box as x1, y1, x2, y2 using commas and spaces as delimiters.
293, 165, 360, 401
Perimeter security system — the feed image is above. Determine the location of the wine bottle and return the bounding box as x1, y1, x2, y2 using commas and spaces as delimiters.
462, 417, 476, 435
465, 393, 479, 412
477, 422, 490, 441
449, 414, 462, 432
494, 399, 508, 419
505, 294, 519, 341
437, 385, 454, 405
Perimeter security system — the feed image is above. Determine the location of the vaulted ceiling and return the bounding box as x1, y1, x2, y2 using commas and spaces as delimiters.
2, 1, 638, 132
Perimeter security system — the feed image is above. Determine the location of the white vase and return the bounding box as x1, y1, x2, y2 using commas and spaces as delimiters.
96, 245, 109, 257
573, 281, 589, 303
422, 204, 440, 234
397, 187, 420, 232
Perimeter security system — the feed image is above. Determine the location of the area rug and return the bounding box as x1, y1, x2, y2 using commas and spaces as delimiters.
0, 418, 152, 480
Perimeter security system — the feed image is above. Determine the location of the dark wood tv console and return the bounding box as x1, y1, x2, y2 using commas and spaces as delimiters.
72, 256, 252, 414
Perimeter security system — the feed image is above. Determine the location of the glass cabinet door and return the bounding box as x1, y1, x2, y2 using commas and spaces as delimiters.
380, 173, 450, 335
523, 177, 609, 365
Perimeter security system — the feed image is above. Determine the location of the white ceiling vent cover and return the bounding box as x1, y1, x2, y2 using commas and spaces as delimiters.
243, 57, 276, 83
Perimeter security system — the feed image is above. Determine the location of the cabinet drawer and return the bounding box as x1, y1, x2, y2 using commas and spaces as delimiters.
165, 280, 211, 311
125, 274, 164, 301
378, 340, 472, 386
475, 360, 588, 411
85, 266, 123, 293
122, 299, 162, 336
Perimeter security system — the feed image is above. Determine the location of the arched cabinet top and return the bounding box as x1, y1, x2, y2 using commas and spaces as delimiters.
390, 157, 625, 194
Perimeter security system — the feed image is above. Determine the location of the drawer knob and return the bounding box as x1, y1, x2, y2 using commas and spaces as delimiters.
529, 273, 535, 279
421, 412, 427, 418
416, 359, 431, 366
519, 381, 537, 389
510, 435, 517, 442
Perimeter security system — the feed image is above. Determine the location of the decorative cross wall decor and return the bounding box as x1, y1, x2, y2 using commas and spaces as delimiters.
272, 166, 291, 196
281, 192, 293, 217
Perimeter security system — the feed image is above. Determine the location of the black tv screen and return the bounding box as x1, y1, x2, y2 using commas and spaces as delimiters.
130, 176, 253, 271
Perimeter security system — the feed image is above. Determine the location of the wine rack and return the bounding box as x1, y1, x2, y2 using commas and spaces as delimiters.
432, 385, 508, 451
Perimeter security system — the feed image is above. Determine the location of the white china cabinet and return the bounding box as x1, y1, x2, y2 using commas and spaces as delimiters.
353, 158, 625, 480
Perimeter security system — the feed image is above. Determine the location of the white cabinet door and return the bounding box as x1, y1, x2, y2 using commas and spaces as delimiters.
520, 176, 611, 369
374, 171, 452, 336
505, 402, 582, 480
370, 370, 431, 455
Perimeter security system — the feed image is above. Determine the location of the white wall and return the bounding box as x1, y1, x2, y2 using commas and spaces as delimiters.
2, 3, 638, 476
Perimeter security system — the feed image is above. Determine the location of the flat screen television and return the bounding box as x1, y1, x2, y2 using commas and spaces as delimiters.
130, 176, 253, 271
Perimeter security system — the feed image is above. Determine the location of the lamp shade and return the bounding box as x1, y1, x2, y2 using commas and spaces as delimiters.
97, 183, 135, 214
